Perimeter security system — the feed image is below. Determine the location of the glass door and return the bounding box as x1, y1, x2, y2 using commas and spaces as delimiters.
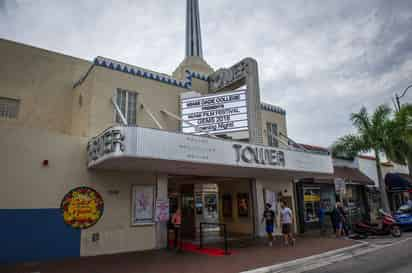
303, 187, 321, 223
180, 184, 195, 239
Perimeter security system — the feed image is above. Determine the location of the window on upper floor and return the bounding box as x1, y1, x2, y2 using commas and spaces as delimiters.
115, 88, 137, 125
266, 122, 278, 147
0, 97, 20, 119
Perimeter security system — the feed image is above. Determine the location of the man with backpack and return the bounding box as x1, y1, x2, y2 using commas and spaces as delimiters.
262, 203, 276, 246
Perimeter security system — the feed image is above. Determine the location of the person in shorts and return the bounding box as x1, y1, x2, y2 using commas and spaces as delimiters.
262, 203, 276, 246
318, 202, 326, 235
280, 200, 295, 246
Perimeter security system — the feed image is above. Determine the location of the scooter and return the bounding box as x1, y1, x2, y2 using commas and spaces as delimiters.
352, 209, 402, 238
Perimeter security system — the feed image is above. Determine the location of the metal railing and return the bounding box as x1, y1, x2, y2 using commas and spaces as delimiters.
199, 222, 230, 255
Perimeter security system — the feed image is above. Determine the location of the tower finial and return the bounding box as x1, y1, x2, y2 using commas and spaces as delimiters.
186, 0, 203, 58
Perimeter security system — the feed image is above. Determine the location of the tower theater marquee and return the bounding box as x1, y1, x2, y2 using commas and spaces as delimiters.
180, 90, 248, 135
88, 126, 333, 175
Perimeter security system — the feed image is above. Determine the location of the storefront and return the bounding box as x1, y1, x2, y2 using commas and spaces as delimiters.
295, 166, 373, 233
386, 173, 412, 211
333, 166, 372, 225
87, 126, 333, 245
295, 178, 336, 233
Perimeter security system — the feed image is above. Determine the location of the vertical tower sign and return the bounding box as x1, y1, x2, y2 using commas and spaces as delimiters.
209, 58, 263, 144
186, 0, 203, 58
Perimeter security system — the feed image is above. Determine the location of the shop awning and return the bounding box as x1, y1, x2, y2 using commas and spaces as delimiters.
333, 166, 375, 186
385, 173, 412, 192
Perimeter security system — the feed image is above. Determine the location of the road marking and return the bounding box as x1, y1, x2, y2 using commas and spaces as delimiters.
240, 237, 412, 273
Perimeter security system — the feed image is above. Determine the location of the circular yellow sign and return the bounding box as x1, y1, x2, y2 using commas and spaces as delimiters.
60, 187, 104, 229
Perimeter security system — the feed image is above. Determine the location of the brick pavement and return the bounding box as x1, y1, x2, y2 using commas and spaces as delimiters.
1, 236, 356, 273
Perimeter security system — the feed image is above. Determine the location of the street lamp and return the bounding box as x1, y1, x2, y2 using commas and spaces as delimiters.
395, 84, 412, 111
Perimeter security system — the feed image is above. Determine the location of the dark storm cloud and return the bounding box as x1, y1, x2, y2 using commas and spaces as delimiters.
1, 0, 411, 147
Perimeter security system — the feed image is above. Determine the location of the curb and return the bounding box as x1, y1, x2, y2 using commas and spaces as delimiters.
240, 241, 369, 273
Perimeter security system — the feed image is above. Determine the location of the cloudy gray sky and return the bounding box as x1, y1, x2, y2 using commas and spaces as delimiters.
1, 0, 412, 147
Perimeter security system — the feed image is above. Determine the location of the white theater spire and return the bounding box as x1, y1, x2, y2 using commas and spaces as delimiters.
186, 0, 203, 58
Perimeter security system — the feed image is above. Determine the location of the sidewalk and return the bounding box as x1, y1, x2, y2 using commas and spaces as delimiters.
1, 236, 357, 273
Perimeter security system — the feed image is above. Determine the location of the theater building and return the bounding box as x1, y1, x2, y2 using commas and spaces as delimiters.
0, 0, 332, 264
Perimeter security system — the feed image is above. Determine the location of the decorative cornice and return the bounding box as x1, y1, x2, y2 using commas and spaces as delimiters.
261, 102, 286, 115
93, 56, 208, 90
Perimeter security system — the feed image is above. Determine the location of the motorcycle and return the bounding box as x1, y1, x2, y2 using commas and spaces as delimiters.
352, 209, 402, 238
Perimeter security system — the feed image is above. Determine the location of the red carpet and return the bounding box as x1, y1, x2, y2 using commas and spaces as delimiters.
168, 241, 232, 256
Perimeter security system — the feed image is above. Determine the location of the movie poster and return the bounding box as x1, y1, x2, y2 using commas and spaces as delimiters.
237, 193, 249, 217
132, 185, 155, 225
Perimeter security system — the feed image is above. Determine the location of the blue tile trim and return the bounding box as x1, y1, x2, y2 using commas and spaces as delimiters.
93, 57, 209, 90
261, 102, 286, 115
188, 70, 209, 81
0, 209, 81, 264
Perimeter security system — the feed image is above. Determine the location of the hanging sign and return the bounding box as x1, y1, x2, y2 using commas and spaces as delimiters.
60, 187, 104, 229
334, 178, 346, 195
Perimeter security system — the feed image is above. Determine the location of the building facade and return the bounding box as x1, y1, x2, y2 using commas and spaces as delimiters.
0, 0, 333, 264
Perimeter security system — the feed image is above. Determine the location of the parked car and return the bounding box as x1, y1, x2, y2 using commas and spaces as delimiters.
394, 204, 412, 231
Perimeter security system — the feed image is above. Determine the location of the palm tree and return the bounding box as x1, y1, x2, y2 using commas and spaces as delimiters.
386, 104, 412, 175
332, 105, 392, 212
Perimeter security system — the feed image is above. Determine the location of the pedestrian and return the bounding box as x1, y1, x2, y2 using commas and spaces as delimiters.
334, 202, 344, 238
330, 206, 337, 234
337, 202, 349, 236
280, 200, 295, 246
318, 202, 326, 235
262, 203, 276, 246
171, 208, 182, 249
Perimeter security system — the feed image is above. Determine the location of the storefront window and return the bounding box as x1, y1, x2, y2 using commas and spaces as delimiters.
303, 187, 320, 223
195, 192, 203, 215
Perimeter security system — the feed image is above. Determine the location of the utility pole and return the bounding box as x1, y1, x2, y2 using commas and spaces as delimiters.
395, 84, 412, 111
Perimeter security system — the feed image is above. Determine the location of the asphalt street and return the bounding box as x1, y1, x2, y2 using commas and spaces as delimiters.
304, 235, 412, 273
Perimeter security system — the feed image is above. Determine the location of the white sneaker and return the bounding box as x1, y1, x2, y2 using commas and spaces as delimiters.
268, 242, 272, 247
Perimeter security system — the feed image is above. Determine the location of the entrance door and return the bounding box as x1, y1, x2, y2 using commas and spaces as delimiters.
180, 184, 195, 239
303, 187, 321, 223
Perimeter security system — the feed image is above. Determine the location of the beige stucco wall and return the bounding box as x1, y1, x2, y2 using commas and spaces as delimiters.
0, 126, 157, 256
71, 69, 94, 137
261, 109, 288, 148
0, 38, 91, 134
73, 66, 196, 137
191, 77, 210, 95
219, 180, 254, 235
173, 56, 213, 84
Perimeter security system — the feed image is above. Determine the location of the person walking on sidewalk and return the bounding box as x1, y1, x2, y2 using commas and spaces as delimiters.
280, 200, 295, 246
337, 202, 349, 236
318, 202, 326, 235
262, 203, 276, 246
171, 209, 182, 249
333, 202, 344, 237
